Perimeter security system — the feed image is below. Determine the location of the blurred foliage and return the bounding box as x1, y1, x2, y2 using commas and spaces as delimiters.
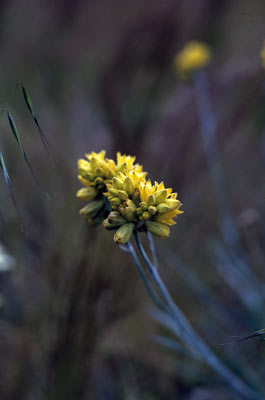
0, 0, 265, 399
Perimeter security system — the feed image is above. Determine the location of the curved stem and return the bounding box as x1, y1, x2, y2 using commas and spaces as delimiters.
125, 241, 168, 313
147, 232, 159, 269
134, 231, 198, 344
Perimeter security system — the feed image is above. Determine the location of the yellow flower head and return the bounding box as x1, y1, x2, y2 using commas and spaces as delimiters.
174, 41, 211, 79
77, 151, 145, 224
77, 150, 183, 240
77, 151, 142, 198
104, 169, 147, 212
260, 40, 265, 68
77, 150, 115, 198
104, 174, 183, 244
138, 180, 183, 237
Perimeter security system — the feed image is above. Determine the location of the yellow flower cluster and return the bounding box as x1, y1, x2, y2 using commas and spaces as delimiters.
260, 40, 265, 68
174, 41, 211, 79
77, 151, 141, 224
77, 151, 183, 243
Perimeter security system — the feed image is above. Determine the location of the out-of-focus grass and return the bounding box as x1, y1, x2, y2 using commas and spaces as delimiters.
0, 1, 265, 399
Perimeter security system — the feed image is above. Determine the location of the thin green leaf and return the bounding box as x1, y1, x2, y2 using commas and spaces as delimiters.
21, 83, 52, 153
6, 110, 50, 200
21, 83, 35, 117
6, 109, 22, 148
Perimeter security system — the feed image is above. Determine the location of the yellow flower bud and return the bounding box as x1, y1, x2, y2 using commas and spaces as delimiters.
139, 202, 148, 210
155, 189, 167, 203
108, 211, 127, 226
113, 177, 124, 190
110, 197, 121, 206
123, 177, 135, 196
78, 160, 91, 178
78, 159, 89, 170
165, 199, 180, 210
78, 169, 93, 180
156, 203, 170, 214
103, 218, 117, 230
148, 206, 157, 215
147, 194, 156, 206
145, 221, 170, 238
95, 177, 104, 186
119, 199, 137, 221
142, 211, 151, 220
78, 175, 90, 187
114, 223, 134, 244
126, 199, 137, 211
118, 190, 129, 201
108, 188, 119, 197
90, 156, 102, 169
79, 200, 104, 219
132, 189, 140, 205
95, 167, 104, 177
76, 187, 97, 201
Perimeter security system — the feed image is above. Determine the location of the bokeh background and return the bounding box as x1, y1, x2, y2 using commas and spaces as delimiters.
0, 1, 265, 399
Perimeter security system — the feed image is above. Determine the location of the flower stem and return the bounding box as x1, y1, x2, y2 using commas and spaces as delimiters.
147, 232, 159, 269
125, 240, 167, 313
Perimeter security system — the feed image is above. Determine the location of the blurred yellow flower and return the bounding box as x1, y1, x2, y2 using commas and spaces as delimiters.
174, 41, 211, 79
260, 40, 265, 68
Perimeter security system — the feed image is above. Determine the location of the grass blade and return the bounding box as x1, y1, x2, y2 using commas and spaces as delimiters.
21, 83, 52, 153
0, 151, 11, 188
6, 109, 23, 148
0, 151, 25, 232
238, 328, 265, 342
6, 109, 50, 200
